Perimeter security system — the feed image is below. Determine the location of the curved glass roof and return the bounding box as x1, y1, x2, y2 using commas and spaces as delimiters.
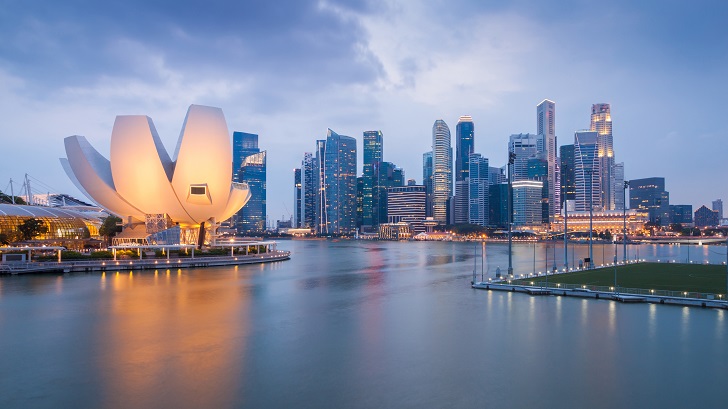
0, 204, 100, 220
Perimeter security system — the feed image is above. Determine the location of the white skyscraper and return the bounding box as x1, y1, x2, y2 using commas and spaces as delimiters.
537, 99, 559, 222
432, 119, 452, 222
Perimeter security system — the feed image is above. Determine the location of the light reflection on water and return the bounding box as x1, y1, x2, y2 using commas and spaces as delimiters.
0, 240, 726, 408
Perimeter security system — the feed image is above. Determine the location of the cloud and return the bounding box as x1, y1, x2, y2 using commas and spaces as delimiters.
0, 0, 727, 220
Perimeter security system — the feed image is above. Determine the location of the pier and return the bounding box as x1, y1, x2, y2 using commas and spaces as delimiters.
0, 251, 291, 275
472, 281, 728, 309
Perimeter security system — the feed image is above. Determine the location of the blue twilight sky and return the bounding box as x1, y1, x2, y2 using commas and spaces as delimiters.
1, 0, 727, 222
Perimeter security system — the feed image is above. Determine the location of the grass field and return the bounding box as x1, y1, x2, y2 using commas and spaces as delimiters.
513, 262, 728, 295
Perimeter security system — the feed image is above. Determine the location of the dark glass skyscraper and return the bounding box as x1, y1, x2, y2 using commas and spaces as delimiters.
423, 151, 433, 217
233, 132, 259, 181
375, 161, 404, 225
629, 177, 669, 226
362, 130, 383, 230
454, 116, 474, 224
323, 129, 357, 235
294, 168, 302, 227
301, 152, 316, 229
233, 132, 266, 233
560, 144, 576, 207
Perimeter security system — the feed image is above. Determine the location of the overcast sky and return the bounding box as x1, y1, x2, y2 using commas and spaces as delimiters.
1, 0, 727, 222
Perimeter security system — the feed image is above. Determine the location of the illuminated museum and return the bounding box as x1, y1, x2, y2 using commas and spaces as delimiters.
61, 104, 251, 245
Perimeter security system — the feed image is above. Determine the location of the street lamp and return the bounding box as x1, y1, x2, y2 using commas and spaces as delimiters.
586, 167, 594, 269
563, 165, 568, 272
507, 151, 516, 277
623, 181, 628, 263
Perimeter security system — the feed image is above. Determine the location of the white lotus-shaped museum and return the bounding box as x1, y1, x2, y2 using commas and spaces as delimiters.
60, 104, 250, 238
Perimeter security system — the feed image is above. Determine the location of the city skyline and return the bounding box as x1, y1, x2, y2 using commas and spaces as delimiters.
1, 1, 727, 222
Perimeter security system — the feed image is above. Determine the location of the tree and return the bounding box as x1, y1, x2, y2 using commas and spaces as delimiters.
17, 218, 48, 241
669, 223, 683, 233
99, 216, 123, 244
0, 190, 26, 205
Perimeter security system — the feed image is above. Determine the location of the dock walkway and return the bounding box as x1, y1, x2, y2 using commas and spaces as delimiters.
0, 251, 291, 275
472, 282, 728, 309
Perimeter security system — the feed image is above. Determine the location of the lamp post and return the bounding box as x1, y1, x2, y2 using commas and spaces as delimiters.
507, 151, 515, 277
587, 167, 594, 269
623, 181, 629, 263
564, 170, 568, 272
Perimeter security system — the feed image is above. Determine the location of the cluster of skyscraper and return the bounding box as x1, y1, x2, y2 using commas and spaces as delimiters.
423, 100, 628, 229
291, 99, 724, 237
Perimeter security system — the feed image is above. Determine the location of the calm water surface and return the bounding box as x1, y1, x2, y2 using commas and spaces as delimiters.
0, 241, 726, 408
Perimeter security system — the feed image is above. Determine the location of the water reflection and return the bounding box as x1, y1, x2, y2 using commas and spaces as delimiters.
92, 269, 251, 408
0, 241, 726, 408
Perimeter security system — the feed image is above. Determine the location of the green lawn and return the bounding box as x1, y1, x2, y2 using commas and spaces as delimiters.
513, 262, 728, 295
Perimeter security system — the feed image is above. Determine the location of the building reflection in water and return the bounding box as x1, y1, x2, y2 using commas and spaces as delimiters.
94, 269, 250, 408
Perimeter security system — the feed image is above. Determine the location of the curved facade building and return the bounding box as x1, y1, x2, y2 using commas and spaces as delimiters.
432, 119, 452, 222
0, 204, 101, 240
61, 105, 251, 243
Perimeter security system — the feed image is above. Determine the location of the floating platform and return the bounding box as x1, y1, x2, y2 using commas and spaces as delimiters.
472, 282, 728, 310
612, 294, 646, 303
525, 288, 552, 295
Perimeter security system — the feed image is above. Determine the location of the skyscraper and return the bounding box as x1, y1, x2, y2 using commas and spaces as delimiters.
454, 116, 474, 224
431, 120, 452, 222
573, 130, 600, 212
323, 129, 357, 235
528, 156, 549, 224
508, 133, 544, 181
362, 130, 383, 230
712, 199, 723, 220
591, 103, 614, 210
233, 131, 259, 180
512, 180, 544, 226
301, 152, 316, 229
375, 161, 405, 225
294, 168, 302, 228
537, 100, 558, 220
560, 144, 576, 208
233, 132, 266, 233
612, 162, 625, 210
387, 185, 427, 233
422, 151, 433, 217
629, 177, 670, 226
468, 153, 489, 226
315, 140, 327, 233
236, 151, 266, 232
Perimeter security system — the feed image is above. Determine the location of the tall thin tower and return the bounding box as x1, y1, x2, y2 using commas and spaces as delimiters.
432, 119, 452, 222
362, 130, 383, 229
591, 103, 613, 210
454, 116, 474, 224
537, 99, 558, 222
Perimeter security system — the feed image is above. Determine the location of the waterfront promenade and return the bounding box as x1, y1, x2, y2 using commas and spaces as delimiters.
0, 250, 291, 275
473, 261, 728, 309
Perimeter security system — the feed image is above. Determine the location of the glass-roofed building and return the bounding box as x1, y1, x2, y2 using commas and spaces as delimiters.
0, 204, 103, 244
